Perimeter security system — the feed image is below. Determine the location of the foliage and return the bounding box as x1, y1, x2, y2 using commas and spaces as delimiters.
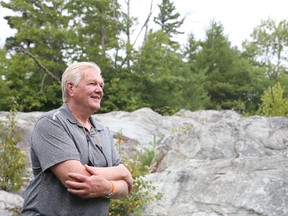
189, 20, 258, 112
109, 136, 160, 216
0, 108, 27, 192
133, 30, 184, 114
1, 0, 288, 115
241, 18, 288, 114
257, 83, 288, 117
0, 48, 12, 111
100, 70, 142, 113
0, 0, 70, 111
66, 0, 125, 65
181, 33, 210, 111
242, 18, 288, 80
154, 0, 184, 38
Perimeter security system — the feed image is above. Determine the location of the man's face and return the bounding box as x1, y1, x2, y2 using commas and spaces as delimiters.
72, 68, 104, 112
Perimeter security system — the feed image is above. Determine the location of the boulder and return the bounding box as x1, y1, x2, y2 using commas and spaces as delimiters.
0, 190, 23, 216
0, 109, 288, 216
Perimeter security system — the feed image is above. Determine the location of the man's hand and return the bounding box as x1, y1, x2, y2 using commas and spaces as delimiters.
85, 164, 133, 193
66, 170, 110, 198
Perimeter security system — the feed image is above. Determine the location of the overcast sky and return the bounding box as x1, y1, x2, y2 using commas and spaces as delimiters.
128, 0, 288, 48
1, 0, 288, 48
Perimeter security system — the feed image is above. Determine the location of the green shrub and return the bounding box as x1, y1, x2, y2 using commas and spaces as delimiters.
109, 135, 161, 216
257, 83, 288, 117
0, 110, 27, 192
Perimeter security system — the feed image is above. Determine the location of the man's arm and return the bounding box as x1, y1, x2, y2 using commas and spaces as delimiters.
50, 160, 132, 199
50, 160, 112, 198
65, 164, 133, 199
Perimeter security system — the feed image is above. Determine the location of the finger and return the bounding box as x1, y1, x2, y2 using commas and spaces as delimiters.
125, 176, 133, 189
128, 180, 133, 193
68, 173, 87, 182
67, 188, 89, 198
66, 180, 85, 189
84, 165, 96, 175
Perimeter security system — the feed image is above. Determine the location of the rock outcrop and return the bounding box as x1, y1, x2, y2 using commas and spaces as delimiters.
0, 109, 288, 216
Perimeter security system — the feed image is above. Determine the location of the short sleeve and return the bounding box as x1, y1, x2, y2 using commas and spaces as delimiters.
31, 116, 81, 172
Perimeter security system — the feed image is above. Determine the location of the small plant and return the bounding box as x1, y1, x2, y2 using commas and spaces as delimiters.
109, 133, 161, 216
0, 109, 26, 192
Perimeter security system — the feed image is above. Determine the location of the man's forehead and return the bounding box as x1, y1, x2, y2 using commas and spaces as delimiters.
81, 66, 100, 74
82, 68, 103, 80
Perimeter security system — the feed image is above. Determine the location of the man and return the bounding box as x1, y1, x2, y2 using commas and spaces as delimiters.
21, 62, 133, 216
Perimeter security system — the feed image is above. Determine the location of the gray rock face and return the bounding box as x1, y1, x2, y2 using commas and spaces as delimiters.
142, 110, 288, 216
0, 109, 288, 216
0, 190, 23, 216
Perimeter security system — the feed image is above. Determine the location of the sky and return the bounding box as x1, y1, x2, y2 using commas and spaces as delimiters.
127, 0, 288, 48
1, 0, 288, 48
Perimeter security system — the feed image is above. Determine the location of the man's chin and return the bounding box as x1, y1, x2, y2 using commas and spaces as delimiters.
91, 104, 101, 112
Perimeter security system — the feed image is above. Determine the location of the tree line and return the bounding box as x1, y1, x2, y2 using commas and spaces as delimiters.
1, 0, 288, 115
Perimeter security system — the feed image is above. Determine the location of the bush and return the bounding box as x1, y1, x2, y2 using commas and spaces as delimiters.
109, 136, 161, 216
0, 110, 27, 192
257, 83, 288, 117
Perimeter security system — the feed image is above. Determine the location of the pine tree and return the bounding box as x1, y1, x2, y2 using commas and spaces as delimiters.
153, 0, 184, 38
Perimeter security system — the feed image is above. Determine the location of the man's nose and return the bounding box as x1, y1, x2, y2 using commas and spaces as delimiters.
95, 85, 103, 94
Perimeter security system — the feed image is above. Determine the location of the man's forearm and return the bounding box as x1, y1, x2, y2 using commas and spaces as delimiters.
91, 164, 129, 179
110, 180, 130, 199
87, 164, 133, 191
65, 165, 132, 199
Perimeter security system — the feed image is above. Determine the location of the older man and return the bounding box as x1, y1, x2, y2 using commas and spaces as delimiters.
21, 62, 132, 216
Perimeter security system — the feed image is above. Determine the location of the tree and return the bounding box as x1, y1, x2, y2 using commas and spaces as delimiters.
153, 0, 184, 39
181, 33, 210, 111
241, 18, 288, 113
0, 48, 12, 111
194, 20, 255, 112
100, 68, 142, 113
66, 0, 124, 66
133, 30, 185, 114
1, 0, 75, 111
242, 18, 288, 80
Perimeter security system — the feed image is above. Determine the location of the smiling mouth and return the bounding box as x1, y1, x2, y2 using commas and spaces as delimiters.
91, 96, 101, 101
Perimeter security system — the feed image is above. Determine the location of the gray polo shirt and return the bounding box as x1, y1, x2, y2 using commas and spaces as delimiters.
21, 103, 121, 216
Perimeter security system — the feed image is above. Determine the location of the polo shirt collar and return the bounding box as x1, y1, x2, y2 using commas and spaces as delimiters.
60, 103, 104, 132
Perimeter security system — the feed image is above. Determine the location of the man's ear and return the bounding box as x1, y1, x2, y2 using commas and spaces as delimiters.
66, 82, 74, 97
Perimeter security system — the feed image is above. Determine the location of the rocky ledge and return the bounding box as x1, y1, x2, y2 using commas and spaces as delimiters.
0, 108, 288, 216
